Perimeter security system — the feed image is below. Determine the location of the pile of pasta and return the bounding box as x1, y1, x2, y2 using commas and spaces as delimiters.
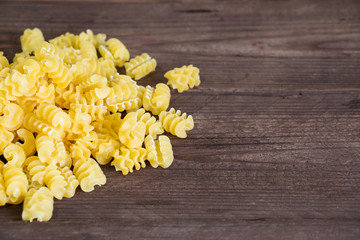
0, 28, 200, 222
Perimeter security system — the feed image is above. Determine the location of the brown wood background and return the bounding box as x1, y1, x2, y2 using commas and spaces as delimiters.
1, 0, 360, 239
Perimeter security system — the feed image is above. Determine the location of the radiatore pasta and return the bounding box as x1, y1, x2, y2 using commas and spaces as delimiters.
0, 28, 200, 221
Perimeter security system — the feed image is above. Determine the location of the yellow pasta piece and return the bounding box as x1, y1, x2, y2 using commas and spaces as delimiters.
125, 53, 156, 80
35, 103, 71, 131
49, 32, 75, 49
0, 126, 14, 155
144, 135, 174, 168
70, 101, 107, 122
0, 51, 10, 70
106, 75, 138, 105
68, 106, 94, 136
4, 144, 26, 168
92, 133, 120, 165
0, 103, 24, 131
23, 113, 64, 139
142, 83, 170, 115
41, 55, 72, 89
72, 158, 106, 192
3, 163, 28, 205
20, 28, 45, 54
79, 40, 97, 59
111, 146, 147, 175
118, 109, 146, 149
97, 58, 117, 78
15, 129, 36, 157
34, 41, 62, 61
25, 156, 47, 187
159, 108, 194, 138
60, 166, 79, 198
107, 97, 141, 113
106, 38, 129, 67
43, 165, 67, 200
137, 108, 164, 138
164, 65, 200, 93
22, 187, 53, 222
35, 80, 56, 105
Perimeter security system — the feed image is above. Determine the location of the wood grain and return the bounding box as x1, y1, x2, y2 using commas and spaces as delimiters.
0, 0, 360, 239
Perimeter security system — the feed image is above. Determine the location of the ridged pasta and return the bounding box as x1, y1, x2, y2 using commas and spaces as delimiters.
92, 133, 120, 165
41, 55, 72, 89
118, 109, 146, 149
70, 139, 92, 162
35, 134, 53, 164
70, 101, 107, 122
25, 156, 47, 187
137, 108, 164, 138
60, 166, 79, 198
35, 103, 71, 131
20, 28, 45, 54
98, 45, 113, 60
0, 126, 14, 155
106, 38, 129, 67
72, 158, 106, 192
0, 51, 9, 70
144, 135, 174, 168
49, 32, 75, 49
3, 163, 28, 204
107, 97, 141, 113
23, 113, 64, 139
43, 165, 67, 200
0, 103, 24, 131
34, 41, 62, 61
143, 83, 170, 115
35, 79, 56, 105
79, 40, 97, 59
4, 144, 26, 168
164, 65, 200, 93
15, 129, 36, 157
111, 146, 147, 175
159, 108, 194, 138
106, 75, 138, 105
22, 187, 53, 222
68, 106, 94, 136
125, 53, 156, 80
97, 58, 117, 78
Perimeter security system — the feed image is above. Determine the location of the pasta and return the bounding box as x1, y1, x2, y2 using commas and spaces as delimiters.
0, 28, 199, 221
3, 163, 28, 204
111, 147, 147, 175
118, 109, 146, 149
20, 28, 45, 54
0, 126, 14, 155
164, 65, 200, 93
144, 135, 174, 168
22, 187, 53, 222
0, 51, 9, 70
72, 158, 106, 192
106, 38, 129, 67
125, 53, 156, 80
15, 129, 36, 157
159, 108, 194, 138
142, 83, 170, 115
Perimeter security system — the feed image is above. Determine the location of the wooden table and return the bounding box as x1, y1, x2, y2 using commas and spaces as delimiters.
1, 0, 360, 239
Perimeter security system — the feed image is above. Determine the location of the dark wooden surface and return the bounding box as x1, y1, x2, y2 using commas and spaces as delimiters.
1, 0, 360, 239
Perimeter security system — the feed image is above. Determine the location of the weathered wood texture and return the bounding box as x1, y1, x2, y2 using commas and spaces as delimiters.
1, 0, 360, 239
